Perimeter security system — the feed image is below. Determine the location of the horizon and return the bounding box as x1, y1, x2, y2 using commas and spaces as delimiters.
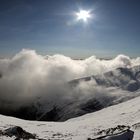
0, 48, 139, 60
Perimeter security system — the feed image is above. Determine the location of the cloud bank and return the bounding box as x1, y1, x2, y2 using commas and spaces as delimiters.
0, 49, 140, 113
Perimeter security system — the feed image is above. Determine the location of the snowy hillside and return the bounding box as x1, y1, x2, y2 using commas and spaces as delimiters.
1, 94, 140, 139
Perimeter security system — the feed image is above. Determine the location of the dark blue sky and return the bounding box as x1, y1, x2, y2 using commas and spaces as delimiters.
0, 0, 140, 58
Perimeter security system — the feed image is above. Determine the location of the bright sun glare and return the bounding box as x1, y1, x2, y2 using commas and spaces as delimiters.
76, 10, 91, 22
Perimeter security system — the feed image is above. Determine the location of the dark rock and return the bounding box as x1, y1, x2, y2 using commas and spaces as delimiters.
89, 129, 134, 140
4, 126, 36, 139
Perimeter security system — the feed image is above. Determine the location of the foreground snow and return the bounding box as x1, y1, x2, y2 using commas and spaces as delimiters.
1, 95, 140, 139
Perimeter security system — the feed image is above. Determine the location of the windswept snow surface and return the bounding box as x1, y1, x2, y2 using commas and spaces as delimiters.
1, 94, 140, 139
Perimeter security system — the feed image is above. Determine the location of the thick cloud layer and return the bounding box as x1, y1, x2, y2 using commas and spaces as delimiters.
0, 49, 140, 112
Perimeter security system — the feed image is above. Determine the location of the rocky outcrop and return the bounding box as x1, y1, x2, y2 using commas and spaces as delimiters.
3, 126, 36, 139
88, 129, 134, 140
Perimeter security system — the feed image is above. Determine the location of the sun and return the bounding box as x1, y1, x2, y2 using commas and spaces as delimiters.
76, 10, 91, 22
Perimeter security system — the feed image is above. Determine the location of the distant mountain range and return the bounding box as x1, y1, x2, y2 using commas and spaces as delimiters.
0, 65, 140, 121
70, 65, 140, 92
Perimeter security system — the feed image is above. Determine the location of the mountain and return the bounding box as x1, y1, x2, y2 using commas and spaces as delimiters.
70, 65, 140, 92
5, 96, 103, 122
0, 93, 140, 139
0, 65, 140, 122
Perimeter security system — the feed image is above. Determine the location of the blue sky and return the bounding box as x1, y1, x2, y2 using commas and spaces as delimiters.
0, 0, 140, 58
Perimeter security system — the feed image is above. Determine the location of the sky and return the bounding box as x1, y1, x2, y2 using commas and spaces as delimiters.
0, 0, 140, 58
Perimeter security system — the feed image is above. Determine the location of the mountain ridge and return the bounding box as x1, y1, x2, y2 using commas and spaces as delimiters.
0, 65, 140, 122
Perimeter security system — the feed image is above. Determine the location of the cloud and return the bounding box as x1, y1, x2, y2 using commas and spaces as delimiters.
0, 49, 140, 113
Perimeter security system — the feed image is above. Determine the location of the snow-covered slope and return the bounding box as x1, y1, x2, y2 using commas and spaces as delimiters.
1, 95, 140, 139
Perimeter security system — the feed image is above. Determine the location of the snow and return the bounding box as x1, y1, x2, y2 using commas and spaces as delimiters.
1, 95, 140, 139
